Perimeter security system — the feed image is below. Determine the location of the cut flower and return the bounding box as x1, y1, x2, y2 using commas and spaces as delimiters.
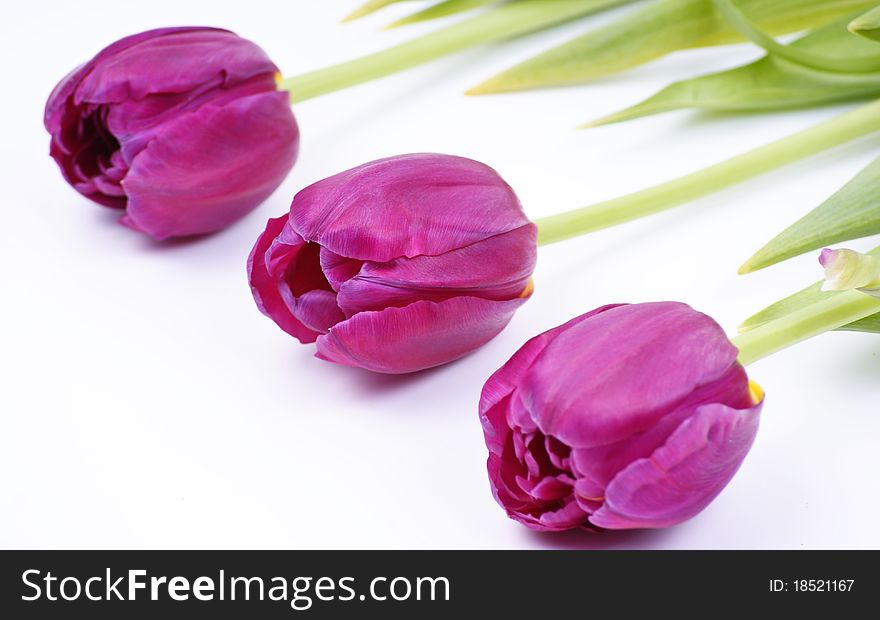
248, 154, 537, 374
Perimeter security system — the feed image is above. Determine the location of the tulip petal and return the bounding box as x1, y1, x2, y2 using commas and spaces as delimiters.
488, 450, 588, 532
247, 215, 320, 343
316, 296, 527, 373
480, 305, 621, 528
336, 224, 537, 315
288, 290, 346, 335
479, 304, 624, 430
529, 475, 574, 502
275, 236, 335, 298
107, 73, 280, 166
515, 497, 590, 532
123, 91, 299, 239
569, 363, 752, 502
289, 154, 531, 263
73, 28, 277, 104
43, 28, 222, 134
319, 248, 364, 292
47, 102, 128, 207
590, 399, 762, 530
526, 302, 741, 449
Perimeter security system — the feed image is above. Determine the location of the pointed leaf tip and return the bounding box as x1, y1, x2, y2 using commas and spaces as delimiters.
579, 97, 686, 129
388, 0, 498, 28
849, 6, 880, 41
342, 0, 407, 23
465, 77, 516, 96
578, 111, 629, 129
737, 261, 754, 276
742, 155, 880, 273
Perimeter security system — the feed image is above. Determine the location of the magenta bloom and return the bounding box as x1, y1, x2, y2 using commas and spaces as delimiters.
480, 302, 763, 531
248, 153, 537, 374
44, 27, 299, 240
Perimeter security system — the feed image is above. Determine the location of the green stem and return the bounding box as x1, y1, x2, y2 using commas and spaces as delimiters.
535, 98, 880, 246
280, 0, 630, 103
732, 290, 880, 366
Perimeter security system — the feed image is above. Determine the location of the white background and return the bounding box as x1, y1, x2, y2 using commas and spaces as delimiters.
2, 1, 878, 550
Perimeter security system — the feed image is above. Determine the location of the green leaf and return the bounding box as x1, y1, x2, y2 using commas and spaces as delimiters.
467, 0, 876, 94
343, 0, 421, 22
387, 0, 498, 28
849, 5, 880, 41
711, 0, 880, 73
839, 312, 880, 333
583, 15, 880, 128
285, 0, 633, 102
740, 281, 828, 332
740, 155, 880, 273
739, 246, 880, 333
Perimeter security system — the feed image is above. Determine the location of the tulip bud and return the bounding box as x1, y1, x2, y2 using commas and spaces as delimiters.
820, 248, 880, 298
248, 153, 538, 374
480, 302, 763, 531
44, 27, 300, 240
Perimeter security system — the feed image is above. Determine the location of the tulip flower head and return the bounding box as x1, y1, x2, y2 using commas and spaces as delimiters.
480, 302, 763, 531
45, 27, 300, 240
248, 154, 538, 374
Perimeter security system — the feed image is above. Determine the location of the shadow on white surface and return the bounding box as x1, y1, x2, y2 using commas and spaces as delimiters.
523, 526, 676, 551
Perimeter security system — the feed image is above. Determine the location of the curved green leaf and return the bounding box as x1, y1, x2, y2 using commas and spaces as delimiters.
468, 0, 875, 94
740, 156, 880, 273
712, 0, 880, 72
583, 16, 880, 127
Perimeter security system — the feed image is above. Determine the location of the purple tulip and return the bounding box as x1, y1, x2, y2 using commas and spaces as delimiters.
248, 153, 538, 374
44, 27, 299, 240
480, 302, 763, 532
